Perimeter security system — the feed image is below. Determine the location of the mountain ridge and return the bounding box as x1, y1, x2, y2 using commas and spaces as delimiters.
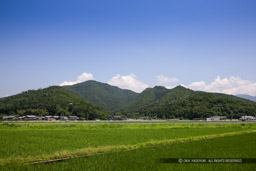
63, 80, 138, 111
1, 81, 256, 120
120, 85, 256, 119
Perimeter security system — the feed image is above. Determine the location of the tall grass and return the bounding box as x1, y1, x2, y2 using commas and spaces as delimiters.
1, 122, 255, 130
1, 122, 254, 159
0, 122, 255, 168
3, 132, 256, 171
0, 129, 255, 166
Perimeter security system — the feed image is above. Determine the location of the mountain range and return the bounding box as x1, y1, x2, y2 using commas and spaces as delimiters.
1, 80, 256, 119
120, 86, 256, 119
64, 81, 256, 119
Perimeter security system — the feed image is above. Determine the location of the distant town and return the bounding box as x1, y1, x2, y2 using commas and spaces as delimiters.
1, 115, 255, 122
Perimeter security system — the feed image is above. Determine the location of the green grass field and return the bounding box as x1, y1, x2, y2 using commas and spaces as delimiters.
13, 132, 255, 171
0, 122, 256, 170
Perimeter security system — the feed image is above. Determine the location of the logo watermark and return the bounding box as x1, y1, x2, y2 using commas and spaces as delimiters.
159, 158, 256, 164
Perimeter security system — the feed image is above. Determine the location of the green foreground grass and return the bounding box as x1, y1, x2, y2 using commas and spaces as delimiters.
0, 122, 255, 170
4, 132, 256, 171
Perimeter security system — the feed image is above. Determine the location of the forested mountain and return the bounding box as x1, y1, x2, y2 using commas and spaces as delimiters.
120, 86, 256, 119
119, 86, 171, 114
63, 80, 138, 111
1, 82, 256, 120
237, 94, 256, 102
0, 86, 111, 119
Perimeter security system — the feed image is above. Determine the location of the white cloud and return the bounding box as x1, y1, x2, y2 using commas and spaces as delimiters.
157, 75, 179, 84
59, 73, 256, 96
108, 74, 148, 93
164, 85, 176, 89
60, 72, 94, 86
157, 75, 179, 89
187, 76, 256, 96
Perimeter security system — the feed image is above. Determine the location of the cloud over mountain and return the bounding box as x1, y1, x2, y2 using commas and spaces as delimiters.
60, 72, 94, 86
187, 76, 256, 96
108, 74, 148, 93
60, 73, 256, 96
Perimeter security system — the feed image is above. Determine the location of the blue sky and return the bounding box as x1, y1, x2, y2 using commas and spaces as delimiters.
1, 0, 256, 96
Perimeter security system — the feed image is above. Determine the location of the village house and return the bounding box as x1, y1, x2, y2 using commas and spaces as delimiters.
239, 116, 255, 121
2, 116, 16, 120
113, 116, 122, 120
25, 115, 37, 120
206, 116, 226, 121
44, 116, 55, 121
69, 116, 79, 121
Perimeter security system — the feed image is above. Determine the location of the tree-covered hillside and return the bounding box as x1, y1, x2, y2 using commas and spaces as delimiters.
120, 86, 170, 114
64, 80, 138, 111
1, 83, 256, 120
120, 86, 256, 119
0, 86, 111, 119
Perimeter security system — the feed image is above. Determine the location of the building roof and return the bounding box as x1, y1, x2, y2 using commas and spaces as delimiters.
26, 115, 36, 118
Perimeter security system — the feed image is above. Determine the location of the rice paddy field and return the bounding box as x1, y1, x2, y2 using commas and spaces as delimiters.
0, 121, 256, 170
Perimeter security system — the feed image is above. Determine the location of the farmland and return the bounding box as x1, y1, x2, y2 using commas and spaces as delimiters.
0, 121, 256, 170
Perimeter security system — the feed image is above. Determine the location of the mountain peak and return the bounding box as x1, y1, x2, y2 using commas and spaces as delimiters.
153, 86, 168, 89
172, 85, 189, 90
63, 80, 138, 111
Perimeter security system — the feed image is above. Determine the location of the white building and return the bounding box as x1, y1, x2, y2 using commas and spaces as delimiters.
25, 115, 36, 120
239, 116, 255, 121
206, 116, 226, 121
2, 116, 16, 120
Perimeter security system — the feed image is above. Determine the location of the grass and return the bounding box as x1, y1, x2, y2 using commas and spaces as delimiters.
4, 132, 256, 171
1, 129, 256, 166
1, 121, 256, 130
0, 122, 254, 159
0, 122, 255, 169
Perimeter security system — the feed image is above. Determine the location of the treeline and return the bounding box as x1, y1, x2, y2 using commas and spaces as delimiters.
0, 86, 111, 119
